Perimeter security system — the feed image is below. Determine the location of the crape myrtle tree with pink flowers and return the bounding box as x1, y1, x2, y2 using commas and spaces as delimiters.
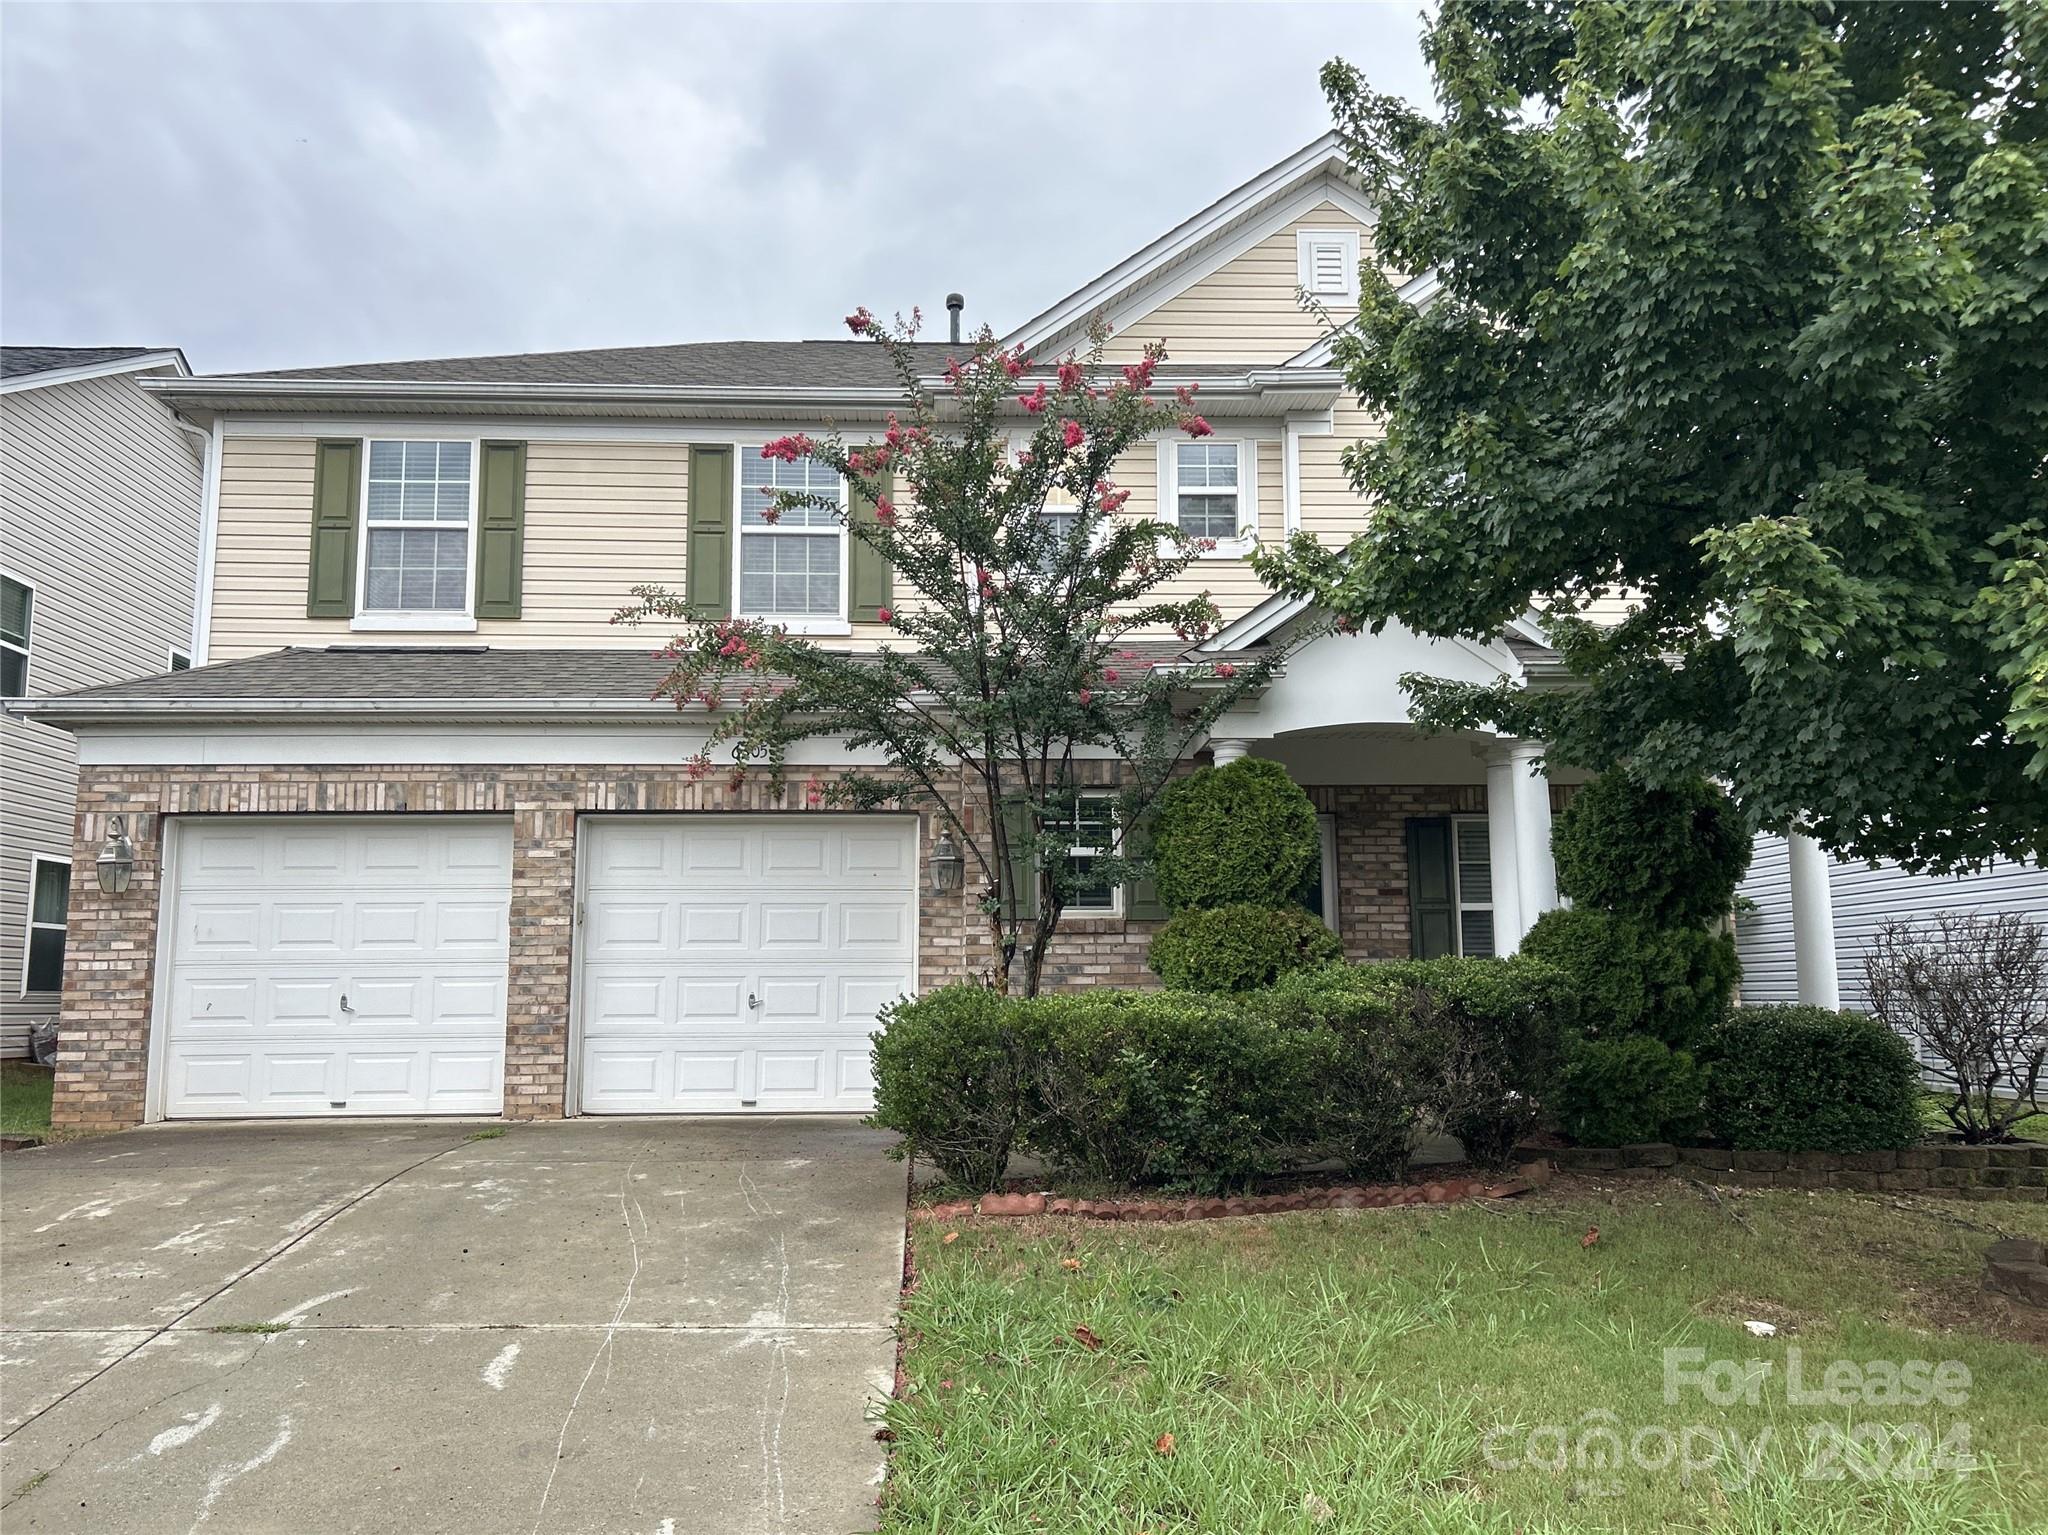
618, 310, 1297, 996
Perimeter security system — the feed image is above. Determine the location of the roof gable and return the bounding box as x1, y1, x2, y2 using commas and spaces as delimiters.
0, 346, 189, 393
1000, 135, 1374, 359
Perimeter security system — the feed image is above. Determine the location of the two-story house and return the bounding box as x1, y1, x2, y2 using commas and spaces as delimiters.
1, 345, 203, 1061
20, 138, 1586, 1134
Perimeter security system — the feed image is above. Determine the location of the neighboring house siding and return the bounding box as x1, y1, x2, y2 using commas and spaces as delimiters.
1737, 834, 2048, 1010
0, 368, 201, 1055
1102, 201, 1379, 365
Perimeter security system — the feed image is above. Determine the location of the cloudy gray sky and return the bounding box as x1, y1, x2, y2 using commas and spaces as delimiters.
2, 3, 1430, 375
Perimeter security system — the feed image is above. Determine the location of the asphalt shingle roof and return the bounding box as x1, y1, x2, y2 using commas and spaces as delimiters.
35, 642, 1201, 709
1, 345, 165, 381
239, 341, 967, 389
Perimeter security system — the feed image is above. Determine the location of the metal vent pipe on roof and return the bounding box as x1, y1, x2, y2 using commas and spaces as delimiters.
946, 292, 964, 344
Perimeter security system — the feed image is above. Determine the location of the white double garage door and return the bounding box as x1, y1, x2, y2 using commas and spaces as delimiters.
157, 815, 917, 1119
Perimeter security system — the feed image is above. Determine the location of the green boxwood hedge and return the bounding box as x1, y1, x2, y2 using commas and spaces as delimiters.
1551, 772, 1752, 927
1149, 758, 1320, 912
1702, 1005, 1924, 1153
1519, 907, 1738, 1049
1147, 903, 1344, 992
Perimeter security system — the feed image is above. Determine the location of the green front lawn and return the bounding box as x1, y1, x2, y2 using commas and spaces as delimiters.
884, 1187, 2048, 1533
1, 1060, 54, 1139
1921, 1092, 2047, 1143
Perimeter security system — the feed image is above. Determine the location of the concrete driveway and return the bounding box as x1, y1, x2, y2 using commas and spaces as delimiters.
0, 1118, 906, 1534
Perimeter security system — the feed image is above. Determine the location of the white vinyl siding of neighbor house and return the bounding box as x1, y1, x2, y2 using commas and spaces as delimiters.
0, 367, 202, 1054
1736, 834, 2048, 1012
1100, 201, 1379, 365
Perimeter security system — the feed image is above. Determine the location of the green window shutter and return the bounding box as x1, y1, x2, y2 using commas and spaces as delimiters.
1000, 796, 1040, 922
307, 439, 362, 618
848, 472, 894, 624
474, 441, 527, 619
1405, 817, 1457, 958
1123, 808, 1168, 921
686, 446, 734, 619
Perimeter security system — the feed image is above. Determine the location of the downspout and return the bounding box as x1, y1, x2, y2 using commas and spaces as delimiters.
172, 417, 223, 666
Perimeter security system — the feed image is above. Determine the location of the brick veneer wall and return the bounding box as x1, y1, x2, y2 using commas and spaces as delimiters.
58, 764, 1477, 1131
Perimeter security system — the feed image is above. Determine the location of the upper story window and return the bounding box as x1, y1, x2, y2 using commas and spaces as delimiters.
0, 576, 30, 698
1297, 227, 1361, 304
361, 440, 474, 615
739, 453, 844, 621
1172, 442, 1243, 540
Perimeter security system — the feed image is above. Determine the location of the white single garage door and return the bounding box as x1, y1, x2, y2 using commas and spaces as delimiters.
577, 816, 917, 1113
159, 817, 512, 1118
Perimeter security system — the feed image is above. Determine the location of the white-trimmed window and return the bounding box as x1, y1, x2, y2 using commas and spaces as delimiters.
738, 453, 845, 621
360, 440, 475, 615
1299, 812, 1340, 933
22, 854, 68, 995
1171, 441, 1245, 540
1297, 227, 1361, 303
1058, 793, 1120, 915
1452, 816, 1495, 958
1, 575, 31, 698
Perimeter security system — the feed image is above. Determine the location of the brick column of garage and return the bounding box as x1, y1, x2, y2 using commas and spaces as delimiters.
505, 803, 577, 1118
52, 798, 163, 1133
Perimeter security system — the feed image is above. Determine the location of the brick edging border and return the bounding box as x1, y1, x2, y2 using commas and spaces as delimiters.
917, 1161, 1554, 1223
1527, 1140, 2048, 1201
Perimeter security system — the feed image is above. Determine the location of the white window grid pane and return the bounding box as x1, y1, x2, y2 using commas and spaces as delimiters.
1063, 797, 1118, 910
1175, 442, 1238, 488
1178, 493, 1239, 539
741, 454, 842, 527
365, 527, 469, 612
30, 860, 68, 925
740, 533, 840, 616
1460, 909, 1496, 959
1, 578, 30, 647
366, 439, 472, 526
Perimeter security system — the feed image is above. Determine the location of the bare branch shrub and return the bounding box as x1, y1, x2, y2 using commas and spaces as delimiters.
1863, 912, 2047, 1142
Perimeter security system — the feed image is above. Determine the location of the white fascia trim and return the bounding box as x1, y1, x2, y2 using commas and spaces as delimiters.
1507, 611, 1555, 647
1281, 408, 1335, 538
1081, 180, 1380, 353
0, 349, 190, 395
1200, 593, 1311, 652
1284, 267, 1444, 368
1001, 134, 1356, 353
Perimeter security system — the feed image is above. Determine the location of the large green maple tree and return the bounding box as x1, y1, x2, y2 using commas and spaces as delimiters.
1255, 0, 2047, 870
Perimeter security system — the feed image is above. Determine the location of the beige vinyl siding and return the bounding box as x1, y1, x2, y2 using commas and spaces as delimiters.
1103, 202, 1376, 366
1298, 401, 1379, 548
0, 367, 202, 1054
207, 438, 692, 659
1100, 436, 1283, 634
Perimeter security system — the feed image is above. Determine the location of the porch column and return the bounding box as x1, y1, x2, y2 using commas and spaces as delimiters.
1508, 740, 1559, 929
1209, 737, 1254, 765
1787, 829, 1841, 1009
1483, 745, 1526, 950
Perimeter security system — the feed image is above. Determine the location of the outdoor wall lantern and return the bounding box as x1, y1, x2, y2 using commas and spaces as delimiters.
927, 828, 964, 896
95, 815, 136, 895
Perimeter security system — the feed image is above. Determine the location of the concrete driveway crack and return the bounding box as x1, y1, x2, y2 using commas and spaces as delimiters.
0, 1132, 474, 1447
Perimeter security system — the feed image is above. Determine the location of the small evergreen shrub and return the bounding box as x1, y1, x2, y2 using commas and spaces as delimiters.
1554, 1035, 1707, 1145
1703, 1006, 1924, 1153
1018, 991, 1332, 1190
1258, 967, 1422, 1178
1520, 908, 1737, 1048
1148, 903, 1344, 992
1149, 758, 1320, 911
866, 985, 1027, 1190
1552, 772, 1752, 927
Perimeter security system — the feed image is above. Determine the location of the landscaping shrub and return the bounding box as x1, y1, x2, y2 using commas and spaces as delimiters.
1149, 758, 1319, 912
1262, 956, 1572, 1171
1553, 1035, 1707, 1146
1552, 772, 1751, 927
1702, 1006, 1924, 1153
1519, 907, 1738, 1049
866, 985, 1027, 1190
1148, 903, 1343, 993
1018, 990, 1334, 1190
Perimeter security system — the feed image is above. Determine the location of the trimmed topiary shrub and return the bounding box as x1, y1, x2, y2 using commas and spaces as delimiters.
1552, 772, 1751, 928
1703, 1006, 1924, 1153
1519, 908, 1738, 1049
1149, 757, 1320, 912
1148, 903, 1344, 993
1018, 990, 1335, 1190
1553, 1034, 1708, 1146
866, 985, 1027, 1190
